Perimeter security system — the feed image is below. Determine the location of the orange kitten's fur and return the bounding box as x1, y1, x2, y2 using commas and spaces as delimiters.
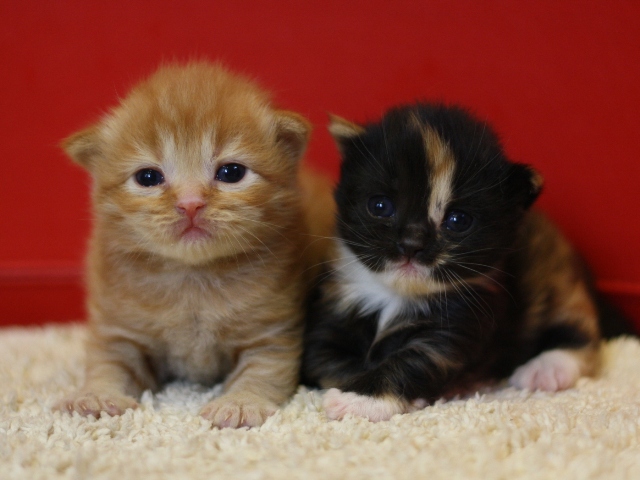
57, 63, 333, 428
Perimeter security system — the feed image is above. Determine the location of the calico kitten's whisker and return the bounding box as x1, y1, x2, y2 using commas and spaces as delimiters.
453, 261, 514, 278
332, 255, 372, 274
446, 224, 502, 252
449, 263, 514, 303
457, 148, 513, 198
434, 271, 448, 330
338, 203, 379, 241
449, 269, 494, 322
301, 233, 370, 250
302, 259, 338, 286
353, 135, 388, 180
451, 269, 494, 314
441, 268, 484, 323
442, 267, 488, 322
456, 176, 510, 200
447, 247, 498, 257
336, 217, 376, 245
303, 236, 372, 255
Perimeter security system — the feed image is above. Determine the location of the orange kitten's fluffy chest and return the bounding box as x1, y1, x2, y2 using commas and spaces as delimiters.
96, 261, 275, 386
152, 283, 233, 385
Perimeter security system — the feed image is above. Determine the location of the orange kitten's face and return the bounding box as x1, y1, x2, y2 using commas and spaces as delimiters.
65, 64, 310, 265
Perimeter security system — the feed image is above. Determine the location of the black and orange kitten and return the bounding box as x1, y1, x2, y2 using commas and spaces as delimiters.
302, 103, 604, 421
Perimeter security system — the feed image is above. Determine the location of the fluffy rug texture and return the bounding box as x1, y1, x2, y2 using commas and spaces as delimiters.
1, 325, 640, 479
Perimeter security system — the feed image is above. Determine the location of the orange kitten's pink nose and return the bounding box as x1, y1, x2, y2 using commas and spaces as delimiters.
176, 197, 206, 219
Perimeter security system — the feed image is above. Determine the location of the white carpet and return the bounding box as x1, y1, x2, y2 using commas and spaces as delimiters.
1, 324, 639, 479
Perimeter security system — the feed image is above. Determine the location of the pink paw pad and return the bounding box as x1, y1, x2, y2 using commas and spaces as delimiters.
55, 392, 138, 417
322, 388, 408, 422
200, 396, 277, 429
509, 350, 581, 392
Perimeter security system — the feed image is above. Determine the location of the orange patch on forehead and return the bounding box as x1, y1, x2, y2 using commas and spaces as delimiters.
409, 114, 456, 225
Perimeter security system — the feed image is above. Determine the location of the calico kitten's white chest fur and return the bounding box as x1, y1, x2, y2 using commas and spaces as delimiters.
333, 242, 430, 334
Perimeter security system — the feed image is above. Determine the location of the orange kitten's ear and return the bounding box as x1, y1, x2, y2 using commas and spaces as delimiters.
328, 114, 365, 156
274, 110, 311, 162
62, 124, 104, 171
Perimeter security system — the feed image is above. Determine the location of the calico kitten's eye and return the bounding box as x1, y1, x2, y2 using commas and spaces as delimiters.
444, 210, 474, 233
135, 168, 165, 187
215, 163, 246, 183
367, 195, 395, 218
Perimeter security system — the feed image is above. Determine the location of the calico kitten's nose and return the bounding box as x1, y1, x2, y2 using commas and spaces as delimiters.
176, 196, 206, 219
396, 241, 424, 259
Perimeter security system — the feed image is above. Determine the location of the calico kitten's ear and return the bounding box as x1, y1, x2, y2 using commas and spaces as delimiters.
273, 110, 312, 162
62, 124, 104, 171
509, 163, 544, 209
328, 114, 365, 156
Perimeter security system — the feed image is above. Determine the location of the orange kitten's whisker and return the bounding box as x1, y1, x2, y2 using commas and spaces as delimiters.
233, 215, 291, 242
234, 224, 280, 260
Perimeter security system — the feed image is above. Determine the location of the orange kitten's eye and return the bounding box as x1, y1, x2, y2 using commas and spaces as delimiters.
215, 163, 246, 183
135, 168, 165, 187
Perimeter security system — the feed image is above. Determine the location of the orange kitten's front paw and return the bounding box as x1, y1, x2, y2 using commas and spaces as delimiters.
200, 394, 278, 429
55, 391, 139, 417
323, 388, 409, 422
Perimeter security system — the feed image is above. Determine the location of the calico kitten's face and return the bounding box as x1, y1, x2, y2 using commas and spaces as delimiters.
64, 63, 309, 265
331, 104, 541, 296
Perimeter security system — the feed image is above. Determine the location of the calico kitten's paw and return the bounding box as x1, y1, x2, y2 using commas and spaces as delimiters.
55, 391, 138, 417
200, 393, 278, 429
322, 388, 409, 422
509, 349, 581, 392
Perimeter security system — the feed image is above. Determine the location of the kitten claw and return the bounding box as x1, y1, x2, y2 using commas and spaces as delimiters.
200, 394, 278, 428
509, 349, 581, 392
322, 388, 409, 422
55, 391, 138, 417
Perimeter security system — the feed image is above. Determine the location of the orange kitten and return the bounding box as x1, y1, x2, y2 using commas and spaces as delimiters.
56, 62, 332, 428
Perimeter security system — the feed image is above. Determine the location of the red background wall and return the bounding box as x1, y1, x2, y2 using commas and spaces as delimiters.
1, 1, 639, 327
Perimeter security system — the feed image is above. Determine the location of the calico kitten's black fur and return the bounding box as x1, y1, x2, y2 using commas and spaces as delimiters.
302, 103, 603, 421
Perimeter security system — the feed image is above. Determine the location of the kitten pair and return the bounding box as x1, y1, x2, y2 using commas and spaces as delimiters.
58, 61, 610, 428
301, 104, 606, 422
57, 63, 334, 428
